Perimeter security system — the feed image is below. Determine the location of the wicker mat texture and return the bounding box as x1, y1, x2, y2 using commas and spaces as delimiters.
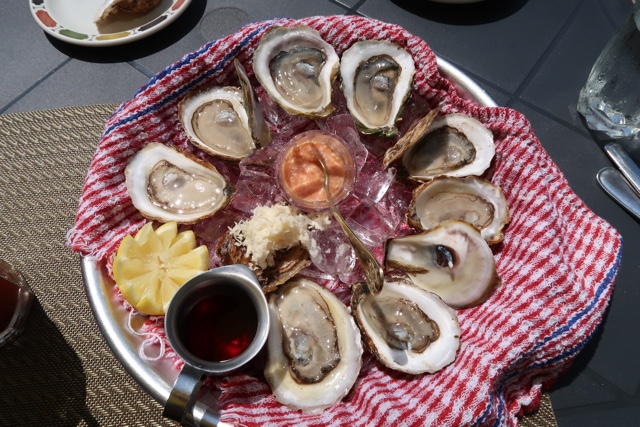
0, 104, 558, 427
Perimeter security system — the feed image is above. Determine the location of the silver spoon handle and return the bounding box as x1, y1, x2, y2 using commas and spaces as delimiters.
597, 167, 640, 221
315, 154, 384, 294
604, 142, 640, 197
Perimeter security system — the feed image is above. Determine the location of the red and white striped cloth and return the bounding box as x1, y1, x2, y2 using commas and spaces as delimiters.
67, 16, 621, 427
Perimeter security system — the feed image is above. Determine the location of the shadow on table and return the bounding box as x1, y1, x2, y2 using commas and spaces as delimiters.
578, 115, 640, 164
550, 303, 609, 391
46, 0, 206, 64
391, 0, 528, 25
0, 300, 98, 427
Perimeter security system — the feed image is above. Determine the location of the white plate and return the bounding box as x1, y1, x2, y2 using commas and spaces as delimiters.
430, 0, 486, 3
30, 0, 192, 47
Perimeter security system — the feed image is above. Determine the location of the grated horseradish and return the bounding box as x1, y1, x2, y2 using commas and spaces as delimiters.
230, 204, 330, 269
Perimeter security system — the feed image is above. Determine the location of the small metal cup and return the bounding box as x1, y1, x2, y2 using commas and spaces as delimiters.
0, 260, 33, 348
163, 264, 269, 426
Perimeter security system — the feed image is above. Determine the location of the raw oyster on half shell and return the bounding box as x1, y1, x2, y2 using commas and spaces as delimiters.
125, 143, 233, 224
178, 86, 256, 161
340, 40, 416, 136
385, 220, 500, 308
389, 113, 495, 180
253, 25, 340, 118
264, 278, 363, 413
407, 176, 510, 244
351, 276, 460, 374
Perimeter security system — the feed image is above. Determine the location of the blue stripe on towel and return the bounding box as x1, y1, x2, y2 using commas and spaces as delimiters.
472, 237, 622, 427
102, 24, 270, 138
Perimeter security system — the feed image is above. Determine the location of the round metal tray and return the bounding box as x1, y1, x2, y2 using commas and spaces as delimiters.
82, 56, 497, 421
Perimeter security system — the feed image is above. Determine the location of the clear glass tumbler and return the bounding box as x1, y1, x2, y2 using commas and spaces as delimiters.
0, 260, 33, 347
577, 2, 640, 138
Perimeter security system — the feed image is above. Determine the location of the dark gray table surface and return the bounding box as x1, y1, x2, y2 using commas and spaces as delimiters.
4, 0, 639, 426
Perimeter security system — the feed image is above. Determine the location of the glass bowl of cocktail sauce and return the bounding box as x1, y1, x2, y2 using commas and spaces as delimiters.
276, 130, 356, 211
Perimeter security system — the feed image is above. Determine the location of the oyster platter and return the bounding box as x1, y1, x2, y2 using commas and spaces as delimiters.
70, 16, 621, 427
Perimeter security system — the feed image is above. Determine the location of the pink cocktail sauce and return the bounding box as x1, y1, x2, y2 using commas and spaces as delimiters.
281, 140, 346, 204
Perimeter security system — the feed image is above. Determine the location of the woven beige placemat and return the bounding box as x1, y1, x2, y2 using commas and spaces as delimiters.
0, 104, 558, 427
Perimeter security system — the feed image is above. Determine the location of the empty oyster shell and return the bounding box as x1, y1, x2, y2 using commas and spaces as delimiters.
215, 228, 311, 293
253, 25, 339, 118
234, 59, 272, 148
214, 203, 328, 292
178, 86, 256, 161
340, 40, 415, 136
389, 113, 495, 180
351, 276, 460, 374
407, 176, 510, 244
94, 0, 161, 24
125, 143, 233, 224
385, 220, 500, 308
264, 278, 363, 413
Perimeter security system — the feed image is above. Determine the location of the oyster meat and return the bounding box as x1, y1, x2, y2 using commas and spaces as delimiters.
264, 278, 363, 413
340, 40, 415, 136
253, 25, 339, 118
125, 143, 233, 224
178, 86, 256, 161
385, 220, 500, 308
398, 113, 495, 180
351, 276, 460, 374
407, 176, 510, 244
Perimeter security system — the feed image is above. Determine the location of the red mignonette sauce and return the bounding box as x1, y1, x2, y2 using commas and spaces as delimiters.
180, 292, 258, 362
0, 276, 19, 332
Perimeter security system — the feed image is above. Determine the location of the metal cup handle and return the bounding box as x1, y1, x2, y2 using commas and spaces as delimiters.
163, 364, 205, 425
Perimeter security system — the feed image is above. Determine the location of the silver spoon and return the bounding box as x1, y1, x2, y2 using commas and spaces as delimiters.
314, 153, 384, 294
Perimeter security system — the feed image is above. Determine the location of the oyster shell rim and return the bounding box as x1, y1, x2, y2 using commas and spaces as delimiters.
264, 277, 363, 413
351, 276, 461, 375
177, 86, 256, 162
124, 142, 235, 225
406, 175, 511, 244
340, 40, 417, 137
252, 25, 340, 118
399, 113, 496, 181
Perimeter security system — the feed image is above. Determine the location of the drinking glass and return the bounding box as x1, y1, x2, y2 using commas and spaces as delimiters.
577, 2, 640, 139
0, 260, 33, 347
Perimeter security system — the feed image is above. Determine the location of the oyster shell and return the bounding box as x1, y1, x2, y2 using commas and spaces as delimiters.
178, 86, 256, 161
264, 278, 363, 413
94, 0, 161, 24
125, 143, 233, 224
385, 220, 500, 308
215, 228, 310, 293
407, 176, 510, 244
214, 203, 328, 292
234, 59, 272, 148
351, 276, 460, 374
340, 41, 415, 136
253, 25, 339, 118
389, 113, 495, 180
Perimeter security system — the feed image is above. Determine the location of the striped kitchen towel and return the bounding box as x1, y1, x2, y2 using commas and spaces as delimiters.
67, 15, 621, 427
